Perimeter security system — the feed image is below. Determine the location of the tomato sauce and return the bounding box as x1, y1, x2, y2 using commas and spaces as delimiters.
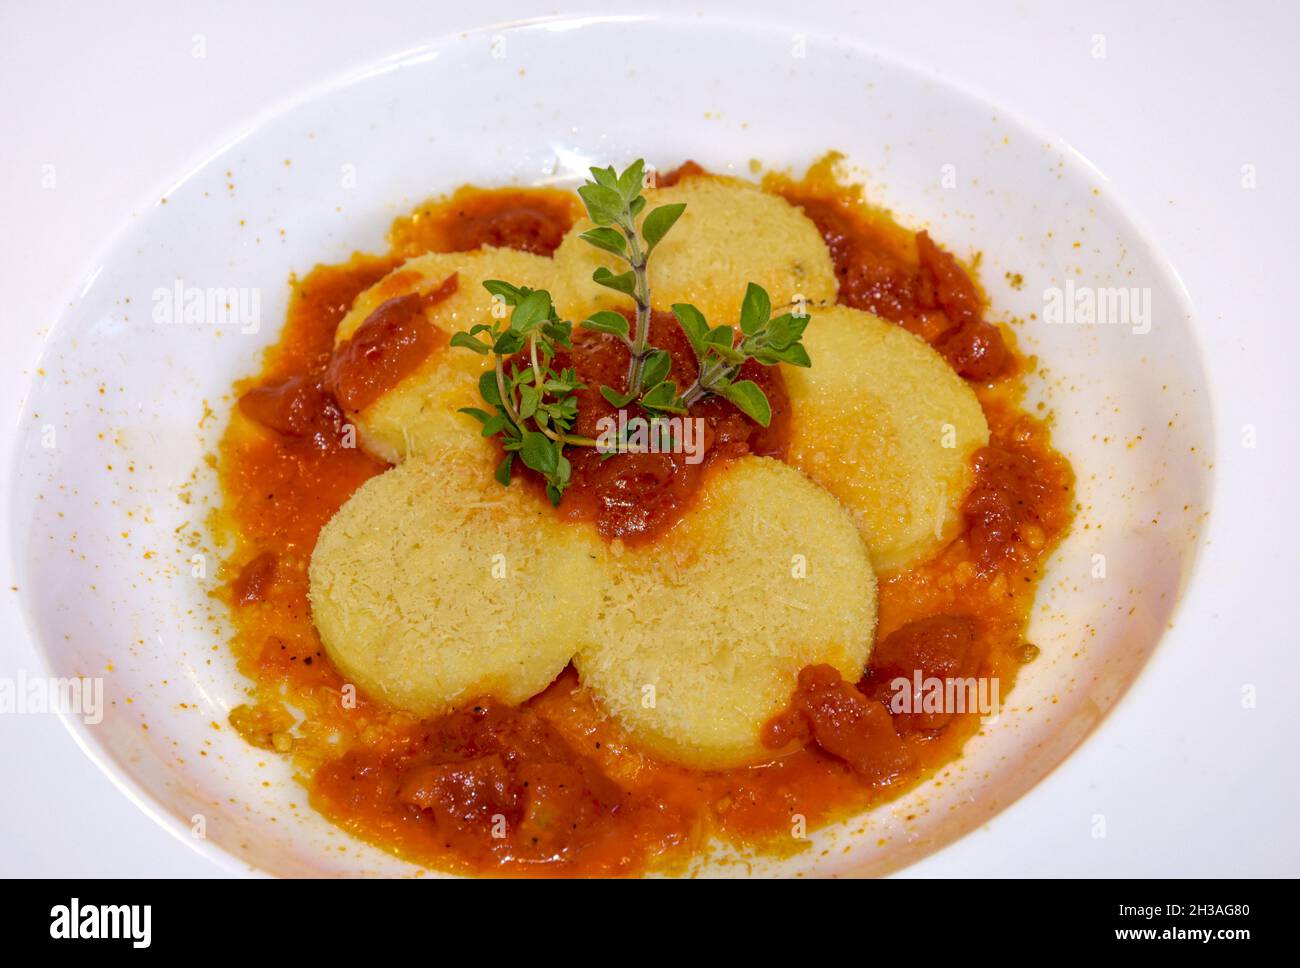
388, 186, 581, 258
524, 310, 790, 542
325, 274, 458, 411
215, 174, 1074, 876
768, 156, 1011, 381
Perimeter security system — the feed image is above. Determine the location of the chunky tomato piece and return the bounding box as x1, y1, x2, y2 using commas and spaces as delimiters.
915, 231, 982, 327
862, 616, 981, 733
963, 427, 1072, 574
766, 665, 914, 785
238, 374, 346, 447
398, 754, 521, 830
231, 551, 277, 605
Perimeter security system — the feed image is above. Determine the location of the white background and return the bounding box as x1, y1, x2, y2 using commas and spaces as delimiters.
1, 0, 1297, 875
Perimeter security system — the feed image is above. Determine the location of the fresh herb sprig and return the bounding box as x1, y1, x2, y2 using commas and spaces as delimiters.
574, 159, 685, 400
450, 284, 591, 505
669, 282, 812, 426
449, 158, 814, 503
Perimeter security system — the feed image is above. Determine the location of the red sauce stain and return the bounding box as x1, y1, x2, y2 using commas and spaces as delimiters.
216, 176, 1074, 877
325, 274, 457, 412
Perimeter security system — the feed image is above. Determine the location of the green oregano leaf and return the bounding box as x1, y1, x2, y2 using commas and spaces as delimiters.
510, 289, 552, 334
592, 266, 637, 296
449, 331, 490, 354
518, 383, 540, 420
721, 379, 772, 427
617, 159, 646, 201
581, 311, 631, 339
640, 348, 671, 388
478, 371, 503, 407
494, 453, 514, 487
641, 381, 687, 414
600, 385, 637, 408
482, 279, 523, 305
642, 203, 686, 250
739, 282, 771, 336
579, 227, 628, 257
520, 431, 559, 476
671, 303, 709, 357
577, 182, 624, 226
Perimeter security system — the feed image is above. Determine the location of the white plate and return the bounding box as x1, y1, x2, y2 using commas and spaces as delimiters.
6, 14, 1213, 876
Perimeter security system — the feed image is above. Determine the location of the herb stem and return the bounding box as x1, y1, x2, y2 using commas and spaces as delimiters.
620, 214, 652, 393
681, 359, 737, 407
515, 336, 597, 448
528, 333, 545, 387
494, 357, 524, 427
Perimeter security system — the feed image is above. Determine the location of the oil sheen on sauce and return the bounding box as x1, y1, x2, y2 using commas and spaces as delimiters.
215, 165, 1074, 876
